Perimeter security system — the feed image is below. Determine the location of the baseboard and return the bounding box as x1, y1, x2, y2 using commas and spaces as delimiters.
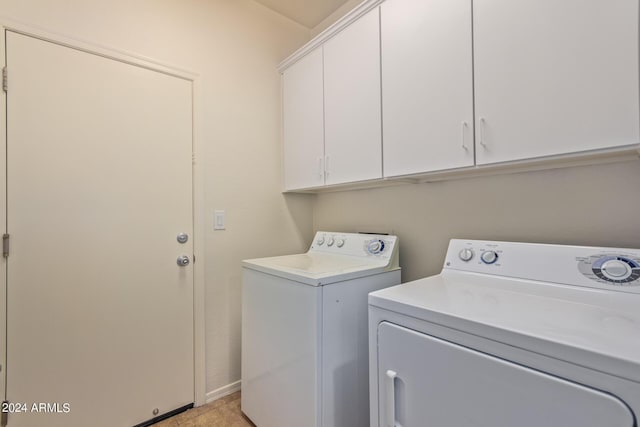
205, 380, 241, 404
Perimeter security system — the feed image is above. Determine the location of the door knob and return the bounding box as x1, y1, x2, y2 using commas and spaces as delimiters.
177, 255, 190, 267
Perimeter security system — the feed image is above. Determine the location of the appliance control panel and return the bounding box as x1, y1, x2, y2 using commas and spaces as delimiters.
310, 231, 398, 260
577, 255, 640, 284
445, 239, 640, 293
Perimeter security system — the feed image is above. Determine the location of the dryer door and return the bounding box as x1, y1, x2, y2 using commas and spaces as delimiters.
377, 322, 634, 427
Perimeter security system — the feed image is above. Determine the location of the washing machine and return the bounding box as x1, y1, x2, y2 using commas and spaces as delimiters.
369, 239, 640, 427
242, 231, 401, 427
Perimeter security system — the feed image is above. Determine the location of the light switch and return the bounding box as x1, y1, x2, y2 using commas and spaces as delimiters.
214, 210, 225, 230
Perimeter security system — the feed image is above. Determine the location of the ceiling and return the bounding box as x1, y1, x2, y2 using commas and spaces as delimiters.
254, 0, 352, 28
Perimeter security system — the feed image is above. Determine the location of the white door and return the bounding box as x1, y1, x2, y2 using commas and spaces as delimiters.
377, 322, 634, 427
473, 0, 639, 165
323, 8, 382, 185
381, 0, 474, 177
282, 48, 325, 191
4, 31, 194, 427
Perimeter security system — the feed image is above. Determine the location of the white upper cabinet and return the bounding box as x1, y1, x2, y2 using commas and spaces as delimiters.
473, 0, 640, 165
381, 0, 474, 177
283, 48, 325, 190
323, 8, 382, 185
280, 0, 640, 191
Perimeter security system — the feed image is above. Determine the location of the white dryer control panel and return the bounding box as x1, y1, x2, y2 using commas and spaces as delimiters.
445, 240, 640, 293
310, 231, 398, 260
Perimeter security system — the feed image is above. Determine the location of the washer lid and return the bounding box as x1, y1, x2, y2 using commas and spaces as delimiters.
243, 252, 395, 286
369, 270, 640, 382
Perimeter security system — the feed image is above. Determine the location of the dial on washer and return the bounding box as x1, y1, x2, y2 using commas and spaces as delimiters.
367, 239, 385, 255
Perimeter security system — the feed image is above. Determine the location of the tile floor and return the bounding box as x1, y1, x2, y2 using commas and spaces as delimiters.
154, 392, 255, 427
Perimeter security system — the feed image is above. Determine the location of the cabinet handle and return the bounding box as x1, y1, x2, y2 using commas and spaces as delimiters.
461, 121, 468, 151
325, 155, 330, 178
479, 117, 487, 148
385, 370, 402, 427
318, 157, 324, 180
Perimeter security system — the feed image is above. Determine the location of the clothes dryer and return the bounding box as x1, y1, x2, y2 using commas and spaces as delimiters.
369, 239, 640, 427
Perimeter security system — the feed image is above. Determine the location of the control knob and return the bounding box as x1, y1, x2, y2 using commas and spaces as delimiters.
458, 248, 474, 262
316, 235, 325, 246
481, 250, 498, 264
600, 259, 632, 280
336, 239, 345, 248
327, 237, 335, 247
367, 239, 385, 255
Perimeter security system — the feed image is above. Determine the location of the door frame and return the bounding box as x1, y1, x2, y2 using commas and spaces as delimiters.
0, 21, 207, 407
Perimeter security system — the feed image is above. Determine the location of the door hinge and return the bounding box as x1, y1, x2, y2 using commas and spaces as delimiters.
2, 234, 9, 258
2, 67, 6, 92
1, 400, 8, 427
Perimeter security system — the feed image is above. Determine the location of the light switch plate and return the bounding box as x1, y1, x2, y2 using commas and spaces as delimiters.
214, 210, 225, 230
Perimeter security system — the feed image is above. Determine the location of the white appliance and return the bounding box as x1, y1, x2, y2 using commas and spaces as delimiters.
242, 231, 401, 427
369, 239, 640, 427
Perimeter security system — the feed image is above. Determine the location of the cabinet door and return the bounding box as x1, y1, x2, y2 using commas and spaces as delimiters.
377, 322, 634, 427
474, 0, 640, 165
381, 0, 474, 177
283, 48, 325, 190
324, 8, 382, 185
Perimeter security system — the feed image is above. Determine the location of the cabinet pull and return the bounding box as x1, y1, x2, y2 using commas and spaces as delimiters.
385, 370, 402, 427
325, 155, 330, 178
318, 157, 324, 180
461, 121, 469, 151
479, 117, 487, 148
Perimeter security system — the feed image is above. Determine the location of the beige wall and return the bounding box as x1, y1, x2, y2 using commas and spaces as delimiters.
314, 160, 640, 283
0, 0, 314, 395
